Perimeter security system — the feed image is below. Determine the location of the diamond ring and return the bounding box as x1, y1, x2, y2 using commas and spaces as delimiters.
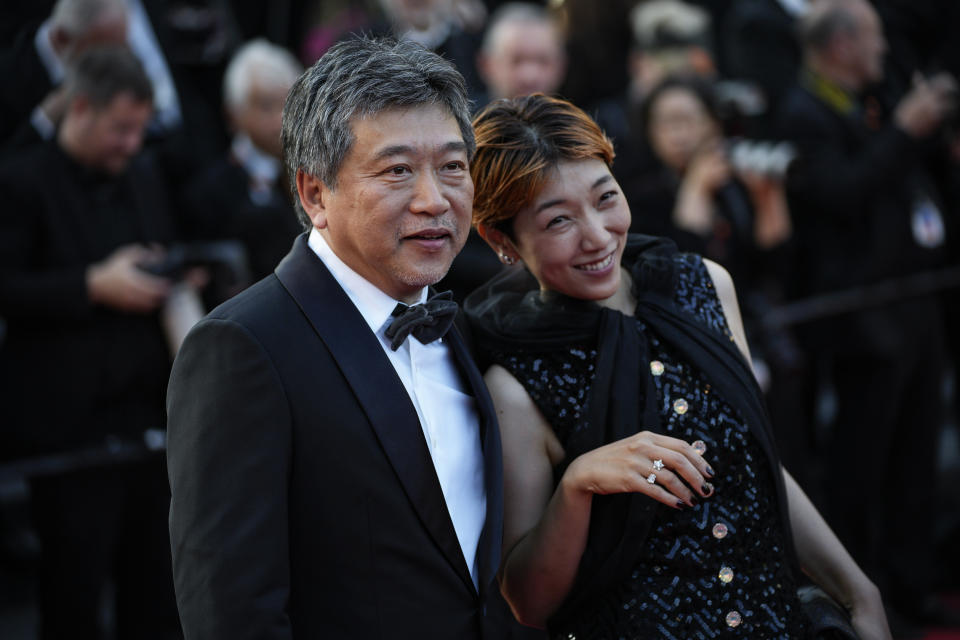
653, 459, 664, 471
646, 473, 657, 484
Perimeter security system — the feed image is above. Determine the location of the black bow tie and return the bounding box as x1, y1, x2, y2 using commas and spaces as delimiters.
384, 290, 459, 351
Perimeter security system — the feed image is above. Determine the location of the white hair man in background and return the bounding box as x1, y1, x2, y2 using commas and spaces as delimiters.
476, 2, 566, 105
223, 39, 302, 165
182, 39, 304, 286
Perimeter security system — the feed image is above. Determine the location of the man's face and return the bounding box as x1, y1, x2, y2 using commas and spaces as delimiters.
309, 104, 473, 303
233, 78, 289, 159
69, 91, 152, 174
481, 20, 566, 99
847, 1, 887, 86
383, 0, 443, 31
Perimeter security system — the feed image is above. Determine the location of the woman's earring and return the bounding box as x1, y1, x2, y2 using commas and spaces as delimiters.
500, 253, 515, 265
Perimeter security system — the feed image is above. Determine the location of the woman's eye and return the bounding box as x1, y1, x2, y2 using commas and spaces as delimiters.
599, 190, 618, 202
546, 216, 566, 228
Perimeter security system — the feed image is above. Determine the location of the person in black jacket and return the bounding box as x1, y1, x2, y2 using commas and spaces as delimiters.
775, 0, 957, 626
0, 45, 181, 639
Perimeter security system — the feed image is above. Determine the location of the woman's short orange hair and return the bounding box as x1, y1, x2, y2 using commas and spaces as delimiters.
470, 94, 615, 234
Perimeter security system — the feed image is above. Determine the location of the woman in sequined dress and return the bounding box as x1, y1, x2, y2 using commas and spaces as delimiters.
463, 94, 890, 640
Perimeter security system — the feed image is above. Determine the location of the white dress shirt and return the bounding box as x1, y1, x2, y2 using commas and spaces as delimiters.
777, 0, 810, 18
34, 20, 65, 85
126, 0, 182, 132
308, 229, 487, 588
231, 133, 281, 205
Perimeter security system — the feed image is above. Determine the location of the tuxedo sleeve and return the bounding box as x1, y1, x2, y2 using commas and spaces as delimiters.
167, 317, 293, 640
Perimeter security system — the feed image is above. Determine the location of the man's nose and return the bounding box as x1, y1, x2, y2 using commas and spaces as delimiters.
410, 171, 449, 216
124, 130, 145, 156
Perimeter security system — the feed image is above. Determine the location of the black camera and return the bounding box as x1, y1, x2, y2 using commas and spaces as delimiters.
139, 240, 252, 292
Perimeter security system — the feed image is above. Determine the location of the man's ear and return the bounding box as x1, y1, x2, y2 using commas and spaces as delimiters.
296, 169, 328, 229
68, 94, 90, 118
48, 26, 71, 56
477, 223, 520, 265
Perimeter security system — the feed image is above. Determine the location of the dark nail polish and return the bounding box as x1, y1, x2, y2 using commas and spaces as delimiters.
689, 496, 699, 506
701, 482, 714, 496
705, 465, 715, 477
676, 500, 686, 509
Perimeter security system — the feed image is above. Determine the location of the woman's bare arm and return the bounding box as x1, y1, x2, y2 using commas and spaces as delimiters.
704, 259, 890, 639
486, 364, 713, 628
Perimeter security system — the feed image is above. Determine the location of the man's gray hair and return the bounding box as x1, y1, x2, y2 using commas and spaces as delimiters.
50, 0, 126, 36
281, 36, 475, 227
64, 44, 153, 107
223, 39, 303, 112
799, 0, 861, 53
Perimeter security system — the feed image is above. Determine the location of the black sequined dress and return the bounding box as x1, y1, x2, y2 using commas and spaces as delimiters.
468, 243, 809, 639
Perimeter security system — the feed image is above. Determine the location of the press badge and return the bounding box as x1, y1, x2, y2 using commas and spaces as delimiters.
911, 196, 945, 249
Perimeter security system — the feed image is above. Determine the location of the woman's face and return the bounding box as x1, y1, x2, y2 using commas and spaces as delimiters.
503, 158, 631, 301
647, 86, 719, 172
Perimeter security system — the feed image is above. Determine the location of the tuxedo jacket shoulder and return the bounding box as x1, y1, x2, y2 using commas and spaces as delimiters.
167, 235, 504, 640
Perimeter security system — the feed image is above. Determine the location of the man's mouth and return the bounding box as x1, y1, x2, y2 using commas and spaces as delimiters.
405, 229, 451, 241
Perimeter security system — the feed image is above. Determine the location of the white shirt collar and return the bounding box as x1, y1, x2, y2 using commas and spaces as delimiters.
34, 19, 65, 85
777, 0, 810, 18
231, 133, 280, 185
307, 228, 427, 336
126, 0, 182, 131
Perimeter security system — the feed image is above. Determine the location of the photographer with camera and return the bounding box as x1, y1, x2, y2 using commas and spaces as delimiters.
775, 0, 958, 632
0, 46, 182, 638
622, 74, 810, 484
627, 75, 793, 288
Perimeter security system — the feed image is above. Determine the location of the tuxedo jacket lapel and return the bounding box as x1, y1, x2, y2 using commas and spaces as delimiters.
274, 235, 477, 594
444, 324, 503, 599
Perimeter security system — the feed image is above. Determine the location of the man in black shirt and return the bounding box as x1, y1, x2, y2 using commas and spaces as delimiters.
775, 0, 956, 626
0, 45, 180, 639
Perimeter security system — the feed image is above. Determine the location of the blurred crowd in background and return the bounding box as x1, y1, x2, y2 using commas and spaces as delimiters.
0, 0, 958, 638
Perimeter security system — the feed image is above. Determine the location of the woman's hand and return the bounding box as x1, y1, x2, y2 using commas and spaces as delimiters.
842, 581, 891, 640
782, 469, 893, 640
675, 145, 731, 235
848, 584, 892, 640
686, 145, 732, 194
740, 170, 793, 249
563, 431, 715, 508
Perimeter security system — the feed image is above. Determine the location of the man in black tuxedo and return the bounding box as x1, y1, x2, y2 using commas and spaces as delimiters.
167, 37, 507, 639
